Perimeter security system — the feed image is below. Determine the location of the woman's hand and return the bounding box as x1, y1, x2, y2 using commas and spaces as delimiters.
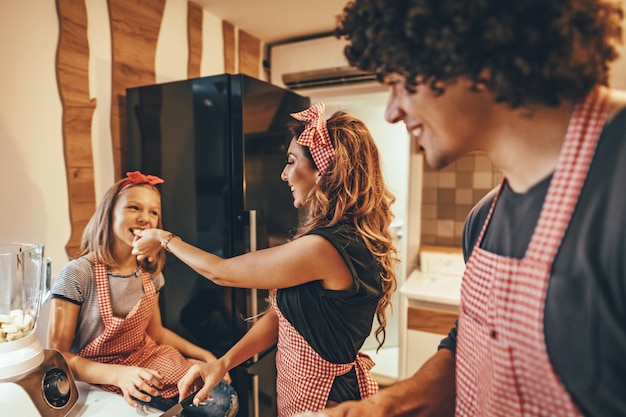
198, 352, 231, 384
113, 365, 164, 407
132, 229, 165, 262
178, 360, 228, 405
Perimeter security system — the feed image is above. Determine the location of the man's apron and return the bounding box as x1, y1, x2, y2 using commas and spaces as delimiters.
455, 86, 609, 416
79, 262, 200, 398
271, 293, 378, 417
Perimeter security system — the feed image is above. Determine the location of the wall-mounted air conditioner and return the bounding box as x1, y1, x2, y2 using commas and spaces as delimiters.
270, 36, 376, 90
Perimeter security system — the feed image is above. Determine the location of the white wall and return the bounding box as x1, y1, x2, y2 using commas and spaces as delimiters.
0, 0, 224, 279
0, 0, 66, 275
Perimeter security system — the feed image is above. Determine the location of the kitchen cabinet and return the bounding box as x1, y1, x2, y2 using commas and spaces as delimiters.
401, 302, 458, 379
398, 249, 463, 379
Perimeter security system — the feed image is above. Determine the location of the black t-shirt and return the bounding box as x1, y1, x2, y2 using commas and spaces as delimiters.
277, 223, 382, 402
439, 108, 626, 416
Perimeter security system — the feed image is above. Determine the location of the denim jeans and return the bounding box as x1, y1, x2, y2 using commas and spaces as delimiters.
135, 380, 238, 417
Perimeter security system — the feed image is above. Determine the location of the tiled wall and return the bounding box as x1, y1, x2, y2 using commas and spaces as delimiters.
421, 153, 502, 246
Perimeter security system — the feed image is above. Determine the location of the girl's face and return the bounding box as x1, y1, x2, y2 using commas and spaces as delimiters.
281, 138, 319, 209
112, 185, 161, 251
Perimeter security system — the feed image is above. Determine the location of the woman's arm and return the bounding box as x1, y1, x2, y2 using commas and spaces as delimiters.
133, 229, 353, 291
48, 298, 164, 408
178, 307, 280, 405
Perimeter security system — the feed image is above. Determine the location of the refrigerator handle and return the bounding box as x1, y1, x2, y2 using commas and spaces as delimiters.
249, 209, 257, 252
248, 210, 260, 417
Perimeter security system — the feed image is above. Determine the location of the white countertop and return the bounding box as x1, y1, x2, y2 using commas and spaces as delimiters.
67, 382, 162, 417
400, 269, 462, 306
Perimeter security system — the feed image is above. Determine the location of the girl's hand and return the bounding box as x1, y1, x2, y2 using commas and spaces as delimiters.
113, 365, 164, 407
178, 360, 228, 405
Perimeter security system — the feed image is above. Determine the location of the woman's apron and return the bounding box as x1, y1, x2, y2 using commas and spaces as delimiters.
271, 294, 378, 417
455, 86, 609, 416
79, 262, 200, 398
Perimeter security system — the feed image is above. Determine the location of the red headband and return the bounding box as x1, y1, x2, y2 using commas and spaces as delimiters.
290, 102, 334, 175
120, 171, 164, 190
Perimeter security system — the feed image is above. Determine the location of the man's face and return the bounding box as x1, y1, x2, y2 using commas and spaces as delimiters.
382, 73, 492, 169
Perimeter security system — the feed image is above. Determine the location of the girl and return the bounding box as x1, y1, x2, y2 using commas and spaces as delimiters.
49, 171, 238, 416
133, 103, 398, 416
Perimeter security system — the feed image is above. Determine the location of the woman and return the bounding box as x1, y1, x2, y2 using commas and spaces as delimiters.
49, 171, 238, 416
132, 103, 398, 416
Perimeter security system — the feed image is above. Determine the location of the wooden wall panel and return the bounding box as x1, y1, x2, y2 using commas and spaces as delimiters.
56, 0, 96, 258
238, 30, 260, 78
223, 20, 236, 74
56, 0, 255, 258
108, 0, 165, 179
188, 1, 203, 78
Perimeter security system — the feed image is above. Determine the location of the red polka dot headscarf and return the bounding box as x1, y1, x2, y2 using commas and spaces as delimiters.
290, 102, 334, 175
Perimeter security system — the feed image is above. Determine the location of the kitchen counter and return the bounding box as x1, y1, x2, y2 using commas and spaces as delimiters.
398, 263, 462, 379
68, 382, 162, 417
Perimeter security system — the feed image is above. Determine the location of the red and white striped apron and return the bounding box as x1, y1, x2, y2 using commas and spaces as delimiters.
79, 261, 201, 398
456, 86, 609, 416
271, 293, 378, 417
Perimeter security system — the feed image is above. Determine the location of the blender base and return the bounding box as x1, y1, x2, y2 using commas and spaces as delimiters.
0, 382, 43, 416
0, 349, 78, 417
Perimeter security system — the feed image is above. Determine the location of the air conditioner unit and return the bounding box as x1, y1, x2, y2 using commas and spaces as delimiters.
270, 36, 376, 90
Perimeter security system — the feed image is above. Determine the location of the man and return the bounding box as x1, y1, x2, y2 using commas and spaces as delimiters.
301, 0, 626, 416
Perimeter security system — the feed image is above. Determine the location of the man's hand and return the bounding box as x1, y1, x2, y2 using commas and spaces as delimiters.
294, 348, 456, 417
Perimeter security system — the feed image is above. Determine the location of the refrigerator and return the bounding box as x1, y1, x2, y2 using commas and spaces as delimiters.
124, 73, 310, 417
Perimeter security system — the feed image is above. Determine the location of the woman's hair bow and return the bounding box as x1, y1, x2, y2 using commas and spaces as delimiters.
120, 171, 164, 190
290, 102, 334, 174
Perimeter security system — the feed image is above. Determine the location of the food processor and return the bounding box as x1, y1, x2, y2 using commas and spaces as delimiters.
0, 243, 78, 416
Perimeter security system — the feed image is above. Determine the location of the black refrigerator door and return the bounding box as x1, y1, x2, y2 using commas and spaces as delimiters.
233, 74, 310, 322
125, 74, 309, 417
126, 74, 235, 353
230, 75, 310, 417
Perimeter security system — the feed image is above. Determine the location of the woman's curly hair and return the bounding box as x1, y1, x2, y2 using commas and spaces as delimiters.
289, 111, 399, 350
336, 0, 624, 108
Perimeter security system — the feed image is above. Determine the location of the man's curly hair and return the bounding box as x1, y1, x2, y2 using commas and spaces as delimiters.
336, 0, 624, 108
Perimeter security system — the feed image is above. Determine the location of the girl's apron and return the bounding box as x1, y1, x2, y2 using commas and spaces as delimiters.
271, 294, 378, 417
79, 261, 200, 398
455, 86, 609, 416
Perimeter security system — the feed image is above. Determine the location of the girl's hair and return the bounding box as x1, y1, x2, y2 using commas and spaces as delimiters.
78, 179, 165, 275
289, 111, 399, 350
337, 0, 624, 108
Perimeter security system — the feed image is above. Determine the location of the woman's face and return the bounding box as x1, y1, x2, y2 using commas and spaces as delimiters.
281, 138, 319, 209
112, 185, 161, 250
